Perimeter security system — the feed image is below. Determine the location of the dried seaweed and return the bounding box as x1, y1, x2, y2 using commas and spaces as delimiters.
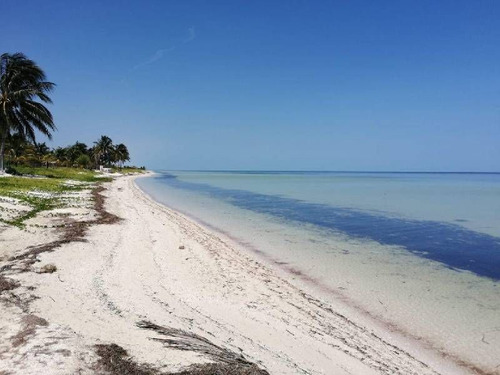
137, 321, 255, 366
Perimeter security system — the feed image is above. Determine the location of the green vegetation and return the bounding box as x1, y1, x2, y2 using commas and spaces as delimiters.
13, 166, 111, 182
0, 175, 69, 193
0, 163, 145, 228
4, 135, 134, 171
0, 52, 143, 228
111, 166, 146, 174
1, 52, 138, 172
0, 167, 105, 228
3, 195, 56, 228
1, 53, 55, 171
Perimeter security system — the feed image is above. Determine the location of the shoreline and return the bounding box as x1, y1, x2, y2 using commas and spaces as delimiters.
0, 174, 488, 374
136, 173, 500, 374
134, 175, 491, 375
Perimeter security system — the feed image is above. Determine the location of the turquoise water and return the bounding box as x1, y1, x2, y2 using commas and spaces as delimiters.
137, 171, 500, 280
136, 171, 500, 368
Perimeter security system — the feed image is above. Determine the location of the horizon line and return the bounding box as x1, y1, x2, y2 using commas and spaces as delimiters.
153, 169, 500, 174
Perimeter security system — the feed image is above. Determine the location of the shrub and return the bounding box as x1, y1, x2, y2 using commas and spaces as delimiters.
5, 166, 21, 175
76, 154, 91, 168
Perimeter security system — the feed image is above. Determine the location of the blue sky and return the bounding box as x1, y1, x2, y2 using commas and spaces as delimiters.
3, 1, 499, 171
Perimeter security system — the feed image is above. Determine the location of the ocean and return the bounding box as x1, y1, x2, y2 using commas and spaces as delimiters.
136, 171, 500, 364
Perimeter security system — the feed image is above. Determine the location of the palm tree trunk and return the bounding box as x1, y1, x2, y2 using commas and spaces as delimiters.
0, 129, 7, 172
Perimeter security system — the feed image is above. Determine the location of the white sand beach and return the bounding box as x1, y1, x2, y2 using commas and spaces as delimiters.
0, 175, 491, 374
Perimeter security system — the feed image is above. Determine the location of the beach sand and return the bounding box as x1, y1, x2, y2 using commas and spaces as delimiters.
0, 175, 485, 374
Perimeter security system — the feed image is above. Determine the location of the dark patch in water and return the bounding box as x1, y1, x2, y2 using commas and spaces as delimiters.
150, 173, 500, 280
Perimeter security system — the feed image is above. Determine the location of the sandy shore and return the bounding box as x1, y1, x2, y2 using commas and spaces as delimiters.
0, 175, 484, 374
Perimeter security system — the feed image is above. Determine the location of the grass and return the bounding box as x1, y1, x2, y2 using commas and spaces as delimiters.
4, 196, 57, 228
0, 175, 70, 193
0, 178, 67, 227
111, 166, 147, 174
0, 166, 107, 228
13, 166, 111, 182
9, 185, 121, 273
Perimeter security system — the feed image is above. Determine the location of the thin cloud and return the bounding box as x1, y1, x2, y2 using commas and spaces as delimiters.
133, 47, 175, 70
128, 27, 196, 76
183, 27, 196, 43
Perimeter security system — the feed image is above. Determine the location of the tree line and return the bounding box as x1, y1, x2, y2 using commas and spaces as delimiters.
4, 134, 130, 170
1, 52, 134, 172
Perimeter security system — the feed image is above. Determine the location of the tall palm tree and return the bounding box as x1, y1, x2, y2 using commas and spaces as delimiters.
114, 143, 130, 168
67, 141, 88, 165
53, 146, 68, 165
34, 141, 50, 167
0, 53, 55, 171
4, 132, 26, 167
35, 141, 50, 156
93, 135, 114, 167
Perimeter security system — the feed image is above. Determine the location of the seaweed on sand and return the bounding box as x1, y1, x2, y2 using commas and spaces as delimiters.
7, 185, 120, 272
0, 275, 19, 293
94, 344, 158, 375
94, 342, 270, 375
94, 320, 270, 375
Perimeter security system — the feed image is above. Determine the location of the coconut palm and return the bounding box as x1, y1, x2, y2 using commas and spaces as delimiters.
16, 143, 38, 166
53, 146, 69, 166
35, 141, 50, 156
4, 132, 26, 167
34, 142, 50, 167
114, 143, 130, 168
0, 53, 55, 171
66, 141, 88, 165
41, 153, 57, 168
93, 135, 114, 167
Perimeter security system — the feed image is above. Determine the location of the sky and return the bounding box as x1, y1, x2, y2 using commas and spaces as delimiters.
3, 0, 499, 171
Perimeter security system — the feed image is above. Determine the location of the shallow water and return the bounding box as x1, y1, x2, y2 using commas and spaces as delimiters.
136, 171, 500, 370
139, 171, 500, 279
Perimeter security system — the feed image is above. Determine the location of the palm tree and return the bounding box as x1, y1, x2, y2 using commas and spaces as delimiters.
4, 132, 26, 167
67, 141, 88, 165
41, 153, 57, 168
34, 142, 50, 167
114, 143, 130, 168
53, 146, 69, 166
16, 143, 38, 166
93, 135, 114, 167
0, 53, 55, 171
35, 141, 49, 156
